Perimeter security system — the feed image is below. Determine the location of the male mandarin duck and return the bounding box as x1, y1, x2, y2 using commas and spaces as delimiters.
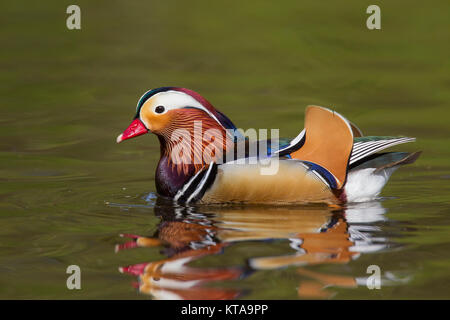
117, 87, 420, 205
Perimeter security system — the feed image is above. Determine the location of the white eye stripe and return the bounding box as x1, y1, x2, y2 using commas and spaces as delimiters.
150, 91, 207, 112
140, 90, 233, 139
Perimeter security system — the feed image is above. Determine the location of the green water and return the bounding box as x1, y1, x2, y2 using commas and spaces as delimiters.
1, 1, 449, 299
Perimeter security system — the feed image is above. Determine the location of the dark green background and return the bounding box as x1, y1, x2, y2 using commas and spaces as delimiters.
0, 1, 449, 299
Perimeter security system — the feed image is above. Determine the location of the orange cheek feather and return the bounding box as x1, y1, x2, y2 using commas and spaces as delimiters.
140, 108, 173, 133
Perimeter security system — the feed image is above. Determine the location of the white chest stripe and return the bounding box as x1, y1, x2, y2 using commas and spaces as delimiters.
174, 169, 204, 201
186, 164, 215, 204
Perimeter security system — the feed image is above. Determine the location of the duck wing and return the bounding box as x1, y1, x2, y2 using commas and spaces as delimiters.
349, 136, 416, 166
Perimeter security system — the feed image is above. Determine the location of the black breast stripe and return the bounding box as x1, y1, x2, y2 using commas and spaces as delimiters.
174, 169, 207, 203
174, 163, 218, 204
186, 163, 218, 204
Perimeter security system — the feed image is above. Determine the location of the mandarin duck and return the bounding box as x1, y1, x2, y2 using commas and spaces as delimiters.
117, 87, 420, 205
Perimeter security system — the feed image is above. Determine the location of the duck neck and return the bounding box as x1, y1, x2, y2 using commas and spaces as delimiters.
154, 129, 232, 198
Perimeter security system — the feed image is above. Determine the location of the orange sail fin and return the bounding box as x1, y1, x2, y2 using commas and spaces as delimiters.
290, 106, 354, 189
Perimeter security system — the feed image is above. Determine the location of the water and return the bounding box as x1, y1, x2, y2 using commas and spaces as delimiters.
1, 0, 449, 299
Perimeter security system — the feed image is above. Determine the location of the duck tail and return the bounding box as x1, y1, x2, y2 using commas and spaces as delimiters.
345, 151, 421, 203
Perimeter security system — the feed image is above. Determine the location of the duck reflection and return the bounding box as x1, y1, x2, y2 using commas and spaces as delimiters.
116, 198, 388, 299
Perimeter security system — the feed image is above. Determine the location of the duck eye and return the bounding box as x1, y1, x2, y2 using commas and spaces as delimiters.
155, 105, 165, 114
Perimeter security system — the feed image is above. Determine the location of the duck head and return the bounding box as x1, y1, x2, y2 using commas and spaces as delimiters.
117, 87, 238, 197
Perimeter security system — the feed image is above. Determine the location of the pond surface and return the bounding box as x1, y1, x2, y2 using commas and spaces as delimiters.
1, 1, 449, 299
